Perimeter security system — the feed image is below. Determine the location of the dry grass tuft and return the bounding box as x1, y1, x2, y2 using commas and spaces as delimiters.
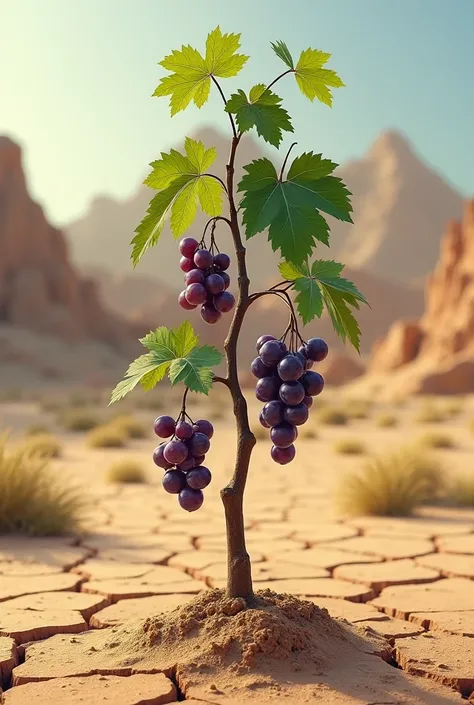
111, 414, 148, 439
106, 459, 148, 484
21, 434, 62, 459
343, 398, 372, 419
87, 425, 127, 449
0, 435, 84, 535
415, 402, 446, 424
25, 423, 51, 437
299, 426, 318, 440
417, 431, 456, 449
333, 438, 366, 455
449, 475, 474, 507
336, 445, 445, 517
318, 407, 349, 426
59, 409, 102, 432
444, 398, 465, 417
375, 413, 398, 428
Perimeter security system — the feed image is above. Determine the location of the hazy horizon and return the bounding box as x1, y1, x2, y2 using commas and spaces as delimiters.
1, 0, 473, 227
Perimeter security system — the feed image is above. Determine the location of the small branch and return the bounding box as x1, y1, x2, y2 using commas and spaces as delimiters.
279, 142, 297, 181
211, 75, 238, 139
213, 375, 231, 389
249, 288, 305, 346
180, 386, 189, 415
265, 68, 294, 93
201, 216, 233, 243
203, 173, 228, 194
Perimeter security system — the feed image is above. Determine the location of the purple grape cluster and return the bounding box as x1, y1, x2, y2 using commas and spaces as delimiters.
152, 414, 214, 511
252, 335, 328, 464
178, 237, 235, 324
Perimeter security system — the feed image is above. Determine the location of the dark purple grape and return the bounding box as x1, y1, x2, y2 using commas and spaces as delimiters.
306, 359, 314, 370
201, 303, 222, 324
270, 422, 297, 448
255, 376, 280, 403
305, 338, 329, 362
303, 395, 313, 408
256, 334, 276, 352
178, 290, 197, 310
259, 410, 271, 428
185, 283, 207, 306
162, 469, 187, 494
277, 354, 304, 382
220, 271, 230, 290
163, 439, 188, 465
297, 345, 314, 370
271, 444, 296, 465
301, 371, 325, 396
295, 351, 307, 369
214, 291, 235, 313
259, 340, 287, 367
185, 268, 205, 286
262, 400, 284, 427
180, 256, 194, 273
194, 249, 214, 270
192, 419, 214, 439
178, 487, 204, 512
188, 432, 211, 456
177, 455, 195, 472
205, 273, 225, 295
175, 420, 194, 440
279, 381, 305, 406
251, 357, 273, 379
153, 444, 172, 469
179, 237, 199, 258
284, 402, 309, 426
186, 465, 212, 490
213, 253, 230, 271
193, 454, 205, 466
153, 415, 176, 438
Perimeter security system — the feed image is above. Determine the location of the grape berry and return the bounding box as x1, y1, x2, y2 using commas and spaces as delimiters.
252, 335, 327, 464
153, 413, 214, 511
178, 237, 235, 324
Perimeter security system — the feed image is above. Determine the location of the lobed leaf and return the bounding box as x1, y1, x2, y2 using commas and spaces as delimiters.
226, 85, 293, 147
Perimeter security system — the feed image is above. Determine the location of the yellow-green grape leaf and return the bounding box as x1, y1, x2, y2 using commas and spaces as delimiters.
294, 48, 344, 107
154, 27, 248, 116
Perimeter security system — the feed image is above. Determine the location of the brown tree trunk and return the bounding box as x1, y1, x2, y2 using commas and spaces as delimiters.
220, 135, 256, 602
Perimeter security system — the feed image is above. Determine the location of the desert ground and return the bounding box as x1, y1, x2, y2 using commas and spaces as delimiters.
0, 384, 473, 704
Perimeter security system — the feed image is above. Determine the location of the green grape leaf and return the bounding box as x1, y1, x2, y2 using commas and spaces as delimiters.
270, 40, 294, 69
109, 322, 223, 404
279, 259, 368, 351
154, 26, 248, 116
169, 345, 223, 394
225, 84, 293, 147
294, 48, 344, 107
238, 152, 352, 265
131, 138, 223, 266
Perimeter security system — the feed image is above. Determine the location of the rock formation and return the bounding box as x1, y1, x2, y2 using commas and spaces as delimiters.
369, 200, 474, 394
0, 137, 138, 355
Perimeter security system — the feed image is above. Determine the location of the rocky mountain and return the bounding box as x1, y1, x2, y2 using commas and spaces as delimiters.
0, 136, 141, 387
66, 127, 463, 290
368, 199, 474, 394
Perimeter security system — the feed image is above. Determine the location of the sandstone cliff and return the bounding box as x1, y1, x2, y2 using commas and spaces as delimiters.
368, 200, 474, 394
0, 136, 138, 355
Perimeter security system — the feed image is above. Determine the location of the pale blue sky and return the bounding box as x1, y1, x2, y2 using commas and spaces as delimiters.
1, 0, 473, 225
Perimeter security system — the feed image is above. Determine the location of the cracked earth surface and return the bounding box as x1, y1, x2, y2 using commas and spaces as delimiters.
1, 397, 474, 703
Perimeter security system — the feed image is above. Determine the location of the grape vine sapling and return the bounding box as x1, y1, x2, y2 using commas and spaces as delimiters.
110, 27, 368, 602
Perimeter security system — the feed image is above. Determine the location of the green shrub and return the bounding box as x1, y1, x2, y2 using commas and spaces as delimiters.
336, 446, 445, 517
106, 459, 147, 484
333, 438, 366, 455
87, 425, 127, 449
0, 435, 84, 535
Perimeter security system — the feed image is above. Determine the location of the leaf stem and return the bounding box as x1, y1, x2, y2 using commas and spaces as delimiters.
279, 142, 297, 181
211, 75, 238, 139
265, 68, 294, 93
